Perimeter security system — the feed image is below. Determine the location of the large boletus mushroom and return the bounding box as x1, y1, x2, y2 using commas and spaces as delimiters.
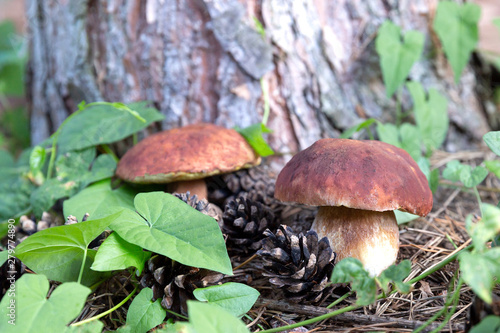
275, 138, 432, 276
116, 123, 261, 198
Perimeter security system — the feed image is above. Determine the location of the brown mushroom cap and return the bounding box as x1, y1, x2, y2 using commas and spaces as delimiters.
275, 138, 432, 216
116, 123, 261, 184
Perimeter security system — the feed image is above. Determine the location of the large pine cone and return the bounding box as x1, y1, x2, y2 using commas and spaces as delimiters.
140, 255, 223, 315
174, 192, 223, 224
258, 225, 336, 304
222, 196, 277, 254
208, 165, 277, 208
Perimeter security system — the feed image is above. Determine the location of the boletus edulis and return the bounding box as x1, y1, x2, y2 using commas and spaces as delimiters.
116, 123, 261, 199
275, 138, 432, 276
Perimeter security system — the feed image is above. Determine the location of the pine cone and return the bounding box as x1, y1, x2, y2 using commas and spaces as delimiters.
208, 165, 277, 207
222, 196, 277, 254
174, 192, 223, 224
258, 225, 336, 304
140, 255, 223, 315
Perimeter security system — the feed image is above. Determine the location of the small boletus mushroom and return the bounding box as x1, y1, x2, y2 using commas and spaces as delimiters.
116, 123, 261, 199
275, 138, 432, 276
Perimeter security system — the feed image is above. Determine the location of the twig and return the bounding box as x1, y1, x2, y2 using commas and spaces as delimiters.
255, 298, 466, 332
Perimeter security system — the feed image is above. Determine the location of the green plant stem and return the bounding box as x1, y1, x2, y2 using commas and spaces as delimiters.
326, 290, 354, 309
413, 276, 463, 333
71, 284, 139, 327
101, 144, 119, 162
260, 78, 270, 126
46, 135, 58, 179
473, 186, 483, 216
259, 304, 359, 333
166, 309, 188, 320
132, 133, 138, 146
408, 245, 470, 285
429, 279, 463, 333
395, 88, 403, 126
77, 248, 88, 285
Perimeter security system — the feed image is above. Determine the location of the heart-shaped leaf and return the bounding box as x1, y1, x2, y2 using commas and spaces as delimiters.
14, 210, 123, 285
126, 288, 166, 333
484, 131, 500, 157
0, 274, 90, 333
58, 101, 164, 153
375, 21, 424, 97
459, 249, 500, 304
110, 192, 232, 275
378, 260, 411, 294
466, 204, 500, 251
187, 301, 250, 333
63, 179, 136, 221
433, 1, 481, 82
407, 81, 449, 152
193, 282, 260, 317
92, 232, 151, 274
235, 123, 274, 157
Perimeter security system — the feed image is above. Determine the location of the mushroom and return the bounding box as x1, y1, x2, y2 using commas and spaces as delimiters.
116, 123, 261, 199
275, 138, 432, 276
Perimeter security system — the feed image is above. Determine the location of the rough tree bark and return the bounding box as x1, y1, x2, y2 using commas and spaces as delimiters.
27, 0, 494, 162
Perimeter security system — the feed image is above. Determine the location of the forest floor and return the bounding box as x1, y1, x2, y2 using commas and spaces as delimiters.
62, 147, 499, 333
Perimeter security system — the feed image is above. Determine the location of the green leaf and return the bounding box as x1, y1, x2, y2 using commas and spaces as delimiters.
29, 146, 46, 174
442, 160, 488, 188
462, 166, 488, 188
378, 260, 411, 294
193, 282, 260, 317
407, 82, 449, 152
375, 21, 424, 97
395, 210, 419, 225
30, 178, 79, 218
0, 250, 8, 266
92, 232, 151, 274
485, 160, 500, 178
433, 1, 481, 82
466, 204, 500, 251
126, 288, 166, 333
188, 301, 250, 333
0, 274, 90, 333
160, 322, 195, 333
398, 123, 421, 161
459, 249, 500, 304
376, 123, 400, 147
110, 192, 232, 275
340, 119, 377, 139
470, 315, 500, 333
330, 258, 377, 305
235, 123, 274, 157
14, 211, 123, 285
56, 149, 116, 190
418, 157, 439, 193
58, 101, 164, 153
0, 150, 34, 221
63, 179, 136, 221
376, 123, 421, 161
484, 131, 500, 156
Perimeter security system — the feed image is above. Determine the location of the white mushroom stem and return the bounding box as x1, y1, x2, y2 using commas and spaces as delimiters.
311, 206, 399, 277
168, 179, 208, 199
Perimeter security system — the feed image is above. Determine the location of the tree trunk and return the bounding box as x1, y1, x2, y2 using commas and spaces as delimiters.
27, 0, 493, 160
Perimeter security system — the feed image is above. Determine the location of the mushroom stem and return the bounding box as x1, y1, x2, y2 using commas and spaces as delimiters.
311, 206, 399, 277
168, 179, 208, 199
